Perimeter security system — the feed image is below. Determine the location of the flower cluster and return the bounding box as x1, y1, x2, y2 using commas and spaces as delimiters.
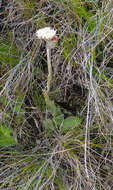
36, 27, 56, 40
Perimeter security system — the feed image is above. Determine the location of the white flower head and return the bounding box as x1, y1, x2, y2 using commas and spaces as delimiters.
36, 27, 56, 40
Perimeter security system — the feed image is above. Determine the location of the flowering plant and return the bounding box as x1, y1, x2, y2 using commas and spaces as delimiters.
36, 27, 57, 41
36, 27, 58, 94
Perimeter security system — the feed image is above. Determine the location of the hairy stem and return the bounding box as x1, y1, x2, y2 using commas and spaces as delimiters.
46, 44, 52, 94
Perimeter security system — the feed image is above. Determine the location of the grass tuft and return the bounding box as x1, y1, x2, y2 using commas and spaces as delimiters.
0, 0, 113, 189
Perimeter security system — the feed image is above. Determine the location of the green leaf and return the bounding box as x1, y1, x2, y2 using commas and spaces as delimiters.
53, 114, 64, 127
62, 116, 82, 132
0, 125, 17, 147
13, 104, 24, 113
43, 90, 64, 127
43, 119, 55, 131
34, 90, 45, 112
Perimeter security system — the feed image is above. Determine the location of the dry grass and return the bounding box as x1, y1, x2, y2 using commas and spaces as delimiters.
0, 0, 113, 189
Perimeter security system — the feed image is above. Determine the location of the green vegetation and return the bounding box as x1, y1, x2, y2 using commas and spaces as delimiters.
0, 0, 113, 189
0, 125, 17, 147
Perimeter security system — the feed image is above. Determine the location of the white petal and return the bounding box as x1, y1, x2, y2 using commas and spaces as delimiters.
36, 27, 56, 40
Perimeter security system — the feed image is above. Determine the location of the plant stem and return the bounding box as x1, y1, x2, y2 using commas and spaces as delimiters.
46, 43, 52, 93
